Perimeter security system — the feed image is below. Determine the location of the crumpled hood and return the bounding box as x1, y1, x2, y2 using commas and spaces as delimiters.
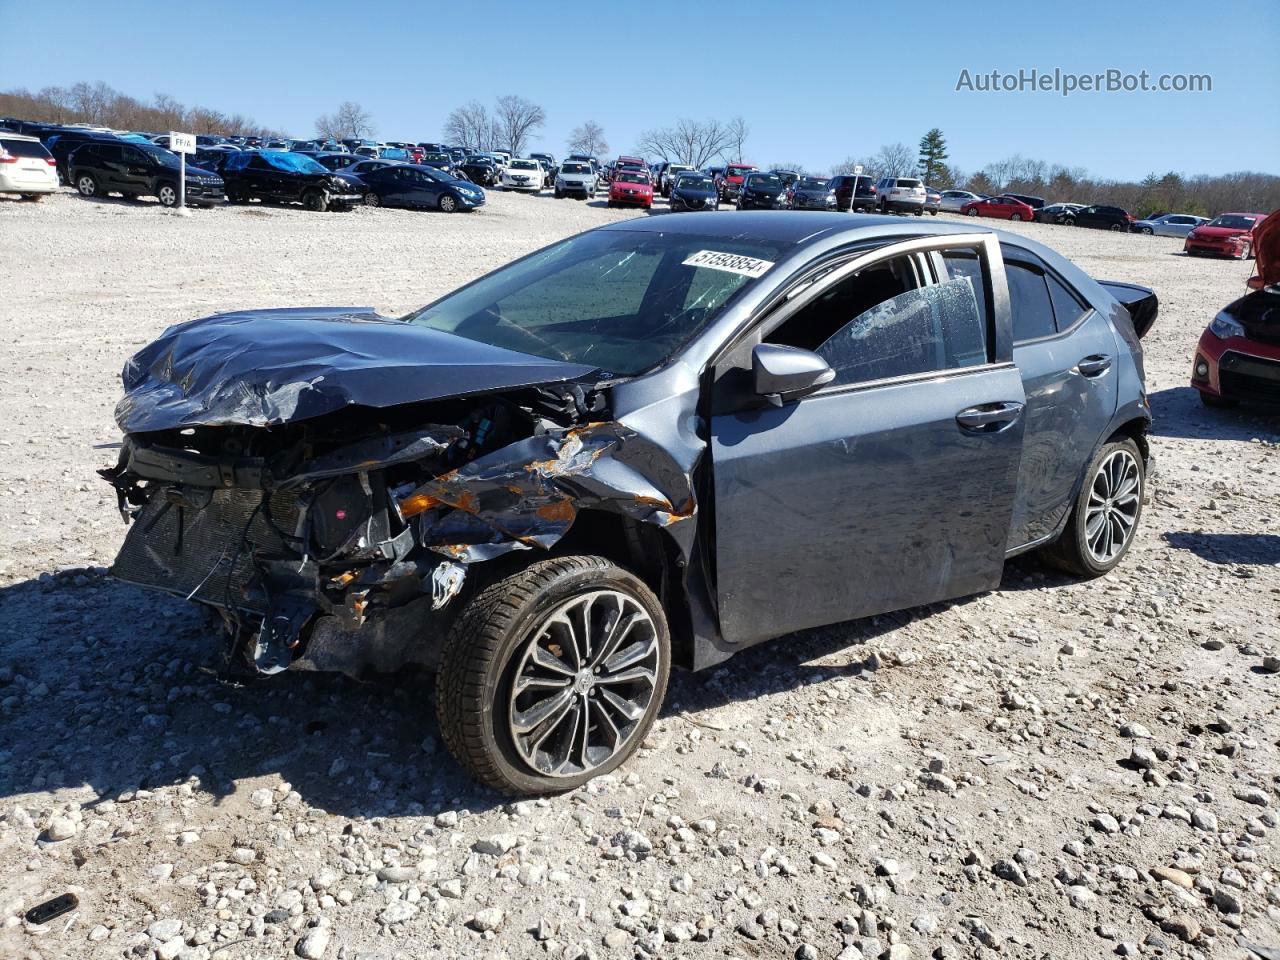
116, 307, 600, 433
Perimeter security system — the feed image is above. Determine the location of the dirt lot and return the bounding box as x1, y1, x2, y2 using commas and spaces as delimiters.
0, 189, 1276, 960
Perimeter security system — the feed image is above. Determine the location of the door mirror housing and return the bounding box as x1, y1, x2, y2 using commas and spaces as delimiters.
751, 343, 835, 402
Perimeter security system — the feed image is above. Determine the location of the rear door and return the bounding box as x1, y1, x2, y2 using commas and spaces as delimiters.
709, 233, 1025, 646
988, 243, 1120, 547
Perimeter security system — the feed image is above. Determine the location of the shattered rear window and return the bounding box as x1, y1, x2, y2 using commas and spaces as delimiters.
403, 230, 786, 376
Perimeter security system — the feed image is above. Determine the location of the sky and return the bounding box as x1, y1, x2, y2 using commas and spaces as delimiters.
1, 0, 1276, 182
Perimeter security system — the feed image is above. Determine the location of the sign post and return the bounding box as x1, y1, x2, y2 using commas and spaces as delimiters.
169, 131, 196, 215
851, 164, 863, 212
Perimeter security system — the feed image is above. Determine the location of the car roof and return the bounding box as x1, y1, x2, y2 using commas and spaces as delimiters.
0, 132, 40, 142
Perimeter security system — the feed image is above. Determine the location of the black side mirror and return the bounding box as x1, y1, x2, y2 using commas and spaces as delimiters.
752, 343, 835, 403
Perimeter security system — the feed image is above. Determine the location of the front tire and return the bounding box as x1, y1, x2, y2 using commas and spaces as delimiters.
1110, 223, 1123, 232
75, 172, 99, 198
156, 182, 178, 207
303, 189, 329, 212
967, 207, 979, 216
438, 193, 458, 212
436, 556, 671, 795
365, 192, 381, 207
1142, 227, 1154, 235
1199, 391, 1237, 409
1042, 438, 1144, 578
1010, 213, 1022, 221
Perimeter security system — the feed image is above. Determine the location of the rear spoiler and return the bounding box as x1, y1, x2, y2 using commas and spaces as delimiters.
1100, 281, 1158, 339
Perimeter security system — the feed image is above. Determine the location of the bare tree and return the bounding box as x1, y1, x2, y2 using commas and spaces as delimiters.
315, 101, 375, 140
445, 101, 495, 152
567, 120, 608, 157
494, 95, 545, 156
724, 116, 749, 163
873, 142, 916, 178
151, 93, 186, 130
831, 155, 879, 178
636, 119, 732, 168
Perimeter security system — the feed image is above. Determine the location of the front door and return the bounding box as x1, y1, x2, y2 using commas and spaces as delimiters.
709, 234, 1026, 647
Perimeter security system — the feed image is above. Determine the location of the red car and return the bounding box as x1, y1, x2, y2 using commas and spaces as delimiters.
610, 156, 645, 182
608, 171, 653, 208
960, 195, 1036, 221
717, 163, 756, 203
1191, 212, 1280, 407
1184, 212, 1266, 258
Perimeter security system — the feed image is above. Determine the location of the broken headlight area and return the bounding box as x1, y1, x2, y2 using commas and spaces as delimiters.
100, 385, 695, 679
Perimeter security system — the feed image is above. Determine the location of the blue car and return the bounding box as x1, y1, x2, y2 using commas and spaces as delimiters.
357, 163, 485, 212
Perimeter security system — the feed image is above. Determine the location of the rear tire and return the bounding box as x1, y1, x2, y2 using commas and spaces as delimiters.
1041, 438, 1144, 578
967, 207, 979, 216
20, 194, 43, 202
1010, 213, 1022, 221
435, 555, 670, 795
1110, 223, 1123, 232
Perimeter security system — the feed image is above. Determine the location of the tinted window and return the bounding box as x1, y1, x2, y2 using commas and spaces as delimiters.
0, 138, 52, 158
1046, 273, 1088, 329
1005, 261, 1057, 341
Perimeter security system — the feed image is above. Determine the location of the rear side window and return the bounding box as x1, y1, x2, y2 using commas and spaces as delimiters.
0, 138, 52, 159
1005, 262, 1057, 341
1046, 274, 1089, 329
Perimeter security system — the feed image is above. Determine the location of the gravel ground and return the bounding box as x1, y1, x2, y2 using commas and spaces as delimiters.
0, 189, 1277, 960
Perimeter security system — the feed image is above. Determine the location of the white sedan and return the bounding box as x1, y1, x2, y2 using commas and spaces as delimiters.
0, 133, 58, 199
937, 189, 983, 213
502, 158, 543, 193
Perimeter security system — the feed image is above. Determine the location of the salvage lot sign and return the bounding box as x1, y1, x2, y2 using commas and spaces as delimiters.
169, 131, 196, 154
682, 249, 775, 278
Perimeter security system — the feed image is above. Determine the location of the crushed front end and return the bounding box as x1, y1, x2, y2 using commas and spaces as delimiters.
101, 384, 696, 679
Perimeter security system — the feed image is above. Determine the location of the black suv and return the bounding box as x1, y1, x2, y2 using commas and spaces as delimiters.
830, 174, 876, 212
69, 141, 225, 207
221, 151, 366, 211
43, 129, 120, 182
1066, 204, 1134, 232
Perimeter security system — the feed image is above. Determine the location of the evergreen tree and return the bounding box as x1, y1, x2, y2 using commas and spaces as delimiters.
917, 128, 949, 183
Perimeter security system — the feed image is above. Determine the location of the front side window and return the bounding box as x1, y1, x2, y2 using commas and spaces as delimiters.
768, 251, 988, 388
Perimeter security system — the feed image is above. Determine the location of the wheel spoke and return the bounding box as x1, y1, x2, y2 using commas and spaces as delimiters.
600, 687, 645, 722
605, 634, 656, 674
512, 687, 574, 735
591, 608, 642, 669
596, 665, 657, 686
514, 673, 572, 695
530, 642, 575, 677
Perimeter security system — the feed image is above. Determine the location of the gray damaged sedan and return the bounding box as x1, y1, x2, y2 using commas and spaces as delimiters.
101, 213, 1157, 794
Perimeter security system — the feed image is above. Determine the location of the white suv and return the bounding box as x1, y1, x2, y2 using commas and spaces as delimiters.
875, 176, 926, 215
0, 133, 58, 200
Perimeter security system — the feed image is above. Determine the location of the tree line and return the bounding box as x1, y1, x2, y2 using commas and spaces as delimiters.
830, 129, 1279, 218
5, 84, 1274, 217
0, 82, 282, 138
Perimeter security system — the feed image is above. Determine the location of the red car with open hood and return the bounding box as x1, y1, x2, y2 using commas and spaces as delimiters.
1190, 210, 1280, 407
1184, 212, 1266, 258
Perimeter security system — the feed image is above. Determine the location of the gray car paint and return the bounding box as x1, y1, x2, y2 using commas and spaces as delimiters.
105, 211, 1151, 677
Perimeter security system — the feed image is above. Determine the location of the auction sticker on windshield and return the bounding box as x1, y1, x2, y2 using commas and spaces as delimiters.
682, 250, 775, 278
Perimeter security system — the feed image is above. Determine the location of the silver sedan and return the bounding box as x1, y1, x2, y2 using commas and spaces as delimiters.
1133, 213, 1208, 237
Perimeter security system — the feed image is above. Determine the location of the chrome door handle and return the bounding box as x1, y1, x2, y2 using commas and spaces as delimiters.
956, 401, 1024, 431
1077, 354, 1112, 377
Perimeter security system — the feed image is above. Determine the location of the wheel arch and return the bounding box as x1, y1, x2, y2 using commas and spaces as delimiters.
547, 508, 699, 670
